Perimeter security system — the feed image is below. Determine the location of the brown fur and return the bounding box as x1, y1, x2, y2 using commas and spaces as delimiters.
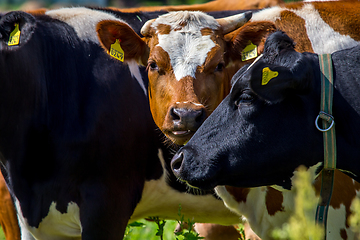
265, 187, 285, 216
119, 0, 283, 13
311, 2, 360, 41
229, 21, 277, 64
96, 20, 149, 65
225, 186, 250, 203
0, 172, 20, 240
275, 11, 313, 53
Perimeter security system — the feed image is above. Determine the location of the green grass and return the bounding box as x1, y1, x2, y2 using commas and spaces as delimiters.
125, 219, 180, 240
0, 220, 180, 240
0, 226, 5, 240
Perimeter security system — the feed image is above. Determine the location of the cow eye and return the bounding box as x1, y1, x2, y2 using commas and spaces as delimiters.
235, 91, 254, 107
215, 62, 225, 72
147, 61, 159, 71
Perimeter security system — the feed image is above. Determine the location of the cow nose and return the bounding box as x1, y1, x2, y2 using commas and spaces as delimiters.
171, 152, 184, 178
170, 108, 206, 130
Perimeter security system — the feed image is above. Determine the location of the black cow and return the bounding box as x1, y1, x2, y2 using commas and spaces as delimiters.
171, 31, 360, 191
0, 8, 240, 240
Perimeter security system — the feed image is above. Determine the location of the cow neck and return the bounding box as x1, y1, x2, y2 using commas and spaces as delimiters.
314, 53, 337, 239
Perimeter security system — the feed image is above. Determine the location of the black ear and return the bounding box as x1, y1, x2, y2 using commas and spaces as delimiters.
249, 55, 313, 103
0, 11, 36, 48
261, 31, 296, 63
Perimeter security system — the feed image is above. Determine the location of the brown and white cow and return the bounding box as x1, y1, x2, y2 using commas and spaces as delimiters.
97, 11, 256, 146
120, 0, 283, 13
231, 1, 360, 57
214, 169, 360, 239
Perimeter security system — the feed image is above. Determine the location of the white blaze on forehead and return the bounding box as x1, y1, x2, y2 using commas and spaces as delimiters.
152, 11, 219, 81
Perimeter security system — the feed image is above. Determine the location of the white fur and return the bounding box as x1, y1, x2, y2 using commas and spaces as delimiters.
151, 11, 219, 81
130, 149, 240, 225
46, 7, 119, 44
252, 4, 360, 54
127, 60, 147, 96
15, 199, 81, 240
327, 204, 348, 239
251, 6, 284, 22
291, 4, 360, 54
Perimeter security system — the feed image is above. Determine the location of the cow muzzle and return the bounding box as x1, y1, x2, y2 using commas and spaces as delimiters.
164, 104, 207, 145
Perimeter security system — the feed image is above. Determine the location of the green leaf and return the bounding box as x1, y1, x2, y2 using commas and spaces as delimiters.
128, 221, 146, 227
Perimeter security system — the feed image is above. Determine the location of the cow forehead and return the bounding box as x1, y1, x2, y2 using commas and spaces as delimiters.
151, 12, 220, 81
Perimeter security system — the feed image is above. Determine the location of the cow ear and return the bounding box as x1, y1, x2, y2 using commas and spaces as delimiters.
96, 20, 149, 66
0, 11, 36, 48
227, 21, 276, 62
248, 58, 313, 103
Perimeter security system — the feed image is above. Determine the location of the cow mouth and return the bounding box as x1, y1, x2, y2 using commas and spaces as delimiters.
166, 129, 194, 145
172, 130, 192, 136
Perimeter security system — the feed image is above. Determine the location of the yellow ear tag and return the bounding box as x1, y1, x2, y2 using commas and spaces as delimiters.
109, 39, 124, 62
262, 67, 278, 85
241, 41, 258, 61
8, 23, 21, 46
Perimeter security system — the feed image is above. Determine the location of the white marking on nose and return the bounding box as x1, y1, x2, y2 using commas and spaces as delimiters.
175, 101, 204, 107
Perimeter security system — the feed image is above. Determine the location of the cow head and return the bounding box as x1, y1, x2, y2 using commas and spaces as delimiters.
170, 31, 325, 190
97, 11, 276, 145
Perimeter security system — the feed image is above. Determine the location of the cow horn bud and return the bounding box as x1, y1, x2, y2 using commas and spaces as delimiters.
141, 19, 156, 36
216, 11, 252, 35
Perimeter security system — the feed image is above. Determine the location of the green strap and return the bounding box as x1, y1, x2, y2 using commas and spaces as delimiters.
315, 54, 336, 239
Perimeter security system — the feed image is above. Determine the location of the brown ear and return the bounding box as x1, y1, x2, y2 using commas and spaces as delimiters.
96, 20, 149, 65
227, 21, 277, 62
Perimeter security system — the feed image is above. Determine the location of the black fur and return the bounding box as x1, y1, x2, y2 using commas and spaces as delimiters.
173, 31, 360, 190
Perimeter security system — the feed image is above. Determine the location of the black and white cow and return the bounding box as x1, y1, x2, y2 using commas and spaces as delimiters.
171, 31, 360, 239
0, 8, 240, 240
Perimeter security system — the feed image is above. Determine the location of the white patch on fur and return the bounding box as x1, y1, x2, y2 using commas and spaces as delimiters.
127, 60, 147, 95
151, 11, 218, 81
327, 204, 349, 239
291, 4, 360, 54
15, 199, 81, 240
46, 7, 120, 44
251, 6, 284, 22
252, 4, 360, 54
214, 162, 358, 240
130, 149, 239, 225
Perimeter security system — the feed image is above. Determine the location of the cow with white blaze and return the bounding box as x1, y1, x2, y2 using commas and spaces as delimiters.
96, 10, 254, 146
171, 31, 360, 239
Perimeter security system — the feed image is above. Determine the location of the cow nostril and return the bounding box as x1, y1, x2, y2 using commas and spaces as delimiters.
170, 107, 181, 121
171, 152, 184, 177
